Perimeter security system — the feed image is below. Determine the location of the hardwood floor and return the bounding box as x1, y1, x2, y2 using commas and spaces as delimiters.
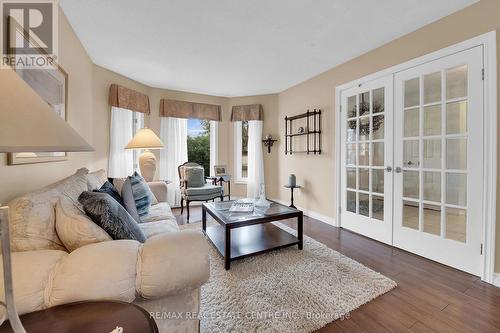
172, 206, 500, 333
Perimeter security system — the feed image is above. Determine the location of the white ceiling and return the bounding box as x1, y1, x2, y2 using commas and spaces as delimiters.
60, 0, 477, 97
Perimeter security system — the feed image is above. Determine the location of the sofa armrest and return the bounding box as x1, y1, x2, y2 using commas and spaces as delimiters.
147, 181, 168, 203
138, 230, 210, 298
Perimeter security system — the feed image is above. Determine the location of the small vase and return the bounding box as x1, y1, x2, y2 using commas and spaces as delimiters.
288, 174, 296, 187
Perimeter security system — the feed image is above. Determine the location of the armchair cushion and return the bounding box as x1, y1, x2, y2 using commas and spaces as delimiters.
184, 166, 205, 188
183, 184, 223, 196
78, 191, 146, 243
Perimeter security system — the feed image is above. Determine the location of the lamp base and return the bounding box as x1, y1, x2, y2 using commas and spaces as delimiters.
139, 150, 156, 182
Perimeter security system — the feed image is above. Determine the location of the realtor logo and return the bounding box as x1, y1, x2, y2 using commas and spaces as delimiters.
1, 0, 58, 69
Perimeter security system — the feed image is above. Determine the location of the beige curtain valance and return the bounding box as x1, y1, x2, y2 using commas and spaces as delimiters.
159, 99, 222, 121
231, 104, 263, 121
109, 84, 151, 115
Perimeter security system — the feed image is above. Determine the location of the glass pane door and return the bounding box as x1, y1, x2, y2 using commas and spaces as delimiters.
341, 75, 393, 245
393, 46, 483, 275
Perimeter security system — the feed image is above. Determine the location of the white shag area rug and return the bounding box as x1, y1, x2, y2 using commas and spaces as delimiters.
181, 222, 396, 333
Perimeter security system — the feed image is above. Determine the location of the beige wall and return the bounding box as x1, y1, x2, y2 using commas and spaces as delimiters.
274, 0, 500, 270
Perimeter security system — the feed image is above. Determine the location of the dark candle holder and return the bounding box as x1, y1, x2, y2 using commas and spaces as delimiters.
262, 135, 277, 153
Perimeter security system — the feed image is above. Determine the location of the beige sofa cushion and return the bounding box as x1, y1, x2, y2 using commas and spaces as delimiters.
55, 199, 112, 252
139, 203, 179, 238
0, 250, 67, 323
8, 168, 90, 252
48, 240, 141, 307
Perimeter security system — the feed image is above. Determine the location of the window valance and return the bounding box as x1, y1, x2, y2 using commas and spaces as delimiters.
159, 99, 222, 121
231, 104, 263, 121
109, 84, 151, 115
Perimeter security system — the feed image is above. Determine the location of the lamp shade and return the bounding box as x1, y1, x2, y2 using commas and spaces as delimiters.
125, 128, 164, 150
0, 69, 93, 153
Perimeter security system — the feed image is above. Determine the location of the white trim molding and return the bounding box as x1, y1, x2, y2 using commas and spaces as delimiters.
334, 31, 497, 284
493, 273, 500, 288
271, 198, 335, 225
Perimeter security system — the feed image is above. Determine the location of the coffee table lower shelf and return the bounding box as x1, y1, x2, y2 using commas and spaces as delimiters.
204, 223, 300, 267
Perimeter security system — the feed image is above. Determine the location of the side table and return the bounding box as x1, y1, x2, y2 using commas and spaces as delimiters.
0, 301, 158, 333
207, 175, 231, 200
284, 185, 302, 209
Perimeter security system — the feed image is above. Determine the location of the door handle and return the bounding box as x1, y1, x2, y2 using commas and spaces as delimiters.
385, 166, 392, 172
395, 167, 402, 173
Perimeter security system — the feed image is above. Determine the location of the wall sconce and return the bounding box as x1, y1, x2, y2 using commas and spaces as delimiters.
262, 134, 277, 153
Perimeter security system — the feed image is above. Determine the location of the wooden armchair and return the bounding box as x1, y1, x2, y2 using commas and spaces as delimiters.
178, 162, 224, 222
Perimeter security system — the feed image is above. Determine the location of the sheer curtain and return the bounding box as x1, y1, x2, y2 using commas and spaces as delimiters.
209, 121, 218, 176
108, 107, 134, 178
159, 117, 188, 207
247, 120, 265, 199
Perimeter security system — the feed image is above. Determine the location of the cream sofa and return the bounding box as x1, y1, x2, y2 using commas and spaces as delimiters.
1, 168, 210, 332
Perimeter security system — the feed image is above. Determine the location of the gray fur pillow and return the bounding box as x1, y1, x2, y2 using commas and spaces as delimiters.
78, 191, 146, 243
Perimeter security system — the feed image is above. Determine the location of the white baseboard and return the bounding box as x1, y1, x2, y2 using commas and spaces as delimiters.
270, 198, 335, 225
493, 273, 500, 287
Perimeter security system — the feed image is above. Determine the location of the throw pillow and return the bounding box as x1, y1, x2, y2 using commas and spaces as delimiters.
78, 191, 147, 242
121, 172, 154, 222
86, 169, 107, 191
185, 166, 205, 187
55, 199, 112, 252
93, 181, 124, 206
113, 177, 158, 205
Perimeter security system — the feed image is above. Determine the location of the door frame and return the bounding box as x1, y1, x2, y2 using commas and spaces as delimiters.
334, 31, 497, 283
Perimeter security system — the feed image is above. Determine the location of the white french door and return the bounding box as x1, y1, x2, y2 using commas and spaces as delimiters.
393, 46, 483, 275
340, 46, 484, 276
340, 76, 394, 245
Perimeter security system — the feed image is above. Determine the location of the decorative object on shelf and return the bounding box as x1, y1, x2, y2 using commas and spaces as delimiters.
288, 174, 296, 187
284, 109, 322, 155
262, 134, 278, 153
214, 164, 228, 176
125, 128, 164, 182
284, 184, 302, 209
0, 68, 94, 333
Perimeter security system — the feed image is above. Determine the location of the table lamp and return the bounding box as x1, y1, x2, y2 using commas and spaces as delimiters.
0, 68, 94, 332
125, 128, 164, 182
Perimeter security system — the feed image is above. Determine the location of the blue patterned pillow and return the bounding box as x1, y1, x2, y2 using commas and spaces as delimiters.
78, 191, 146, 242
122, 172, 154, 221
93, 181, 124, 207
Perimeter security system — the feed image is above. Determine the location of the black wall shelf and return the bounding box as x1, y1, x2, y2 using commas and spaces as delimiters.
284, 109, 322, 155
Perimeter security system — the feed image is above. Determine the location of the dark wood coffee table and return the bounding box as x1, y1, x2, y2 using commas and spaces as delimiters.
0, 301, 158, 333
202, 201, 303, 270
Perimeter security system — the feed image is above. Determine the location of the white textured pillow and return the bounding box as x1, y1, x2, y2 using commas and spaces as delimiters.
55, 199, 112, 252
87, 169, 107, 191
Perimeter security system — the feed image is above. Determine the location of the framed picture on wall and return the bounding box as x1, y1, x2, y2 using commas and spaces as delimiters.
214, 165, 228, 176
7, 17, 69, 165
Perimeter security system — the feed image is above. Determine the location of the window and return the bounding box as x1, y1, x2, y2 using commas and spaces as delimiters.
187, 119, 211, 176
235, 121, 249, 182
132, 111, 144, 170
